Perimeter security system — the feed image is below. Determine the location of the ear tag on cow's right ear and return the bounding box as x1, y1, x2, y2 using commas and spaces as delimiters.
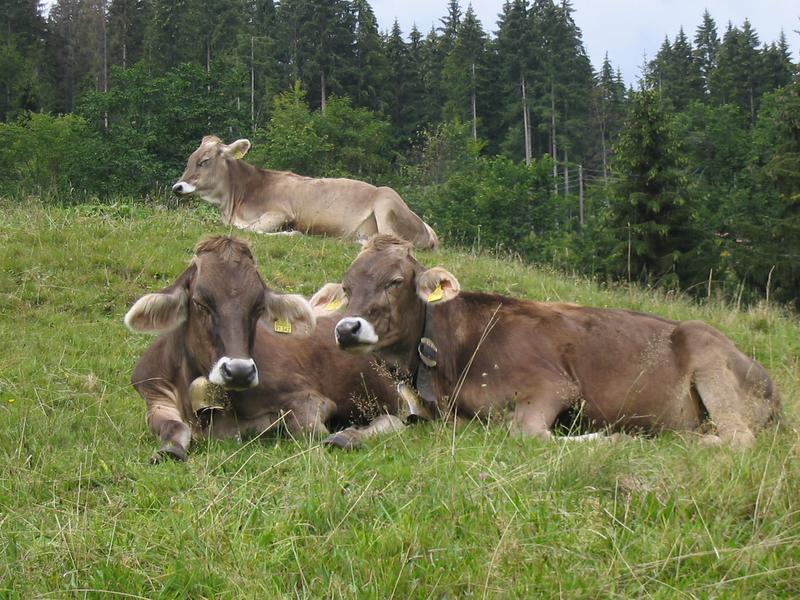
273, 319, 293, 334
233, 150, 245, 159
325, 297, 343, 312
427, 284, 444, 303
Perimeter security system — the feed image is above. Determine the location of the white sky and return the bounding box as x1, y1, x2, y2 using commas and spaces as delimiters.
372, 0, 800, 85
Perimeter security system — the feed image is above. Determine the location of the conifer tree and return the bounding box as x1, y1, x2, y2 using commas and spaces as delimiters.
351, 0, 388, 113
108, 0, 148, 70
441, 4, 488, 138
693, 10, 719, 96
605, 89, 700, 286
0, 0, 52, 118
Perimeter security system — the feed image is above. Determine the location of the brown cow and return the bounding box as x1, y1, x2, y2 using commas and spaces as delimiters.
172, 136, 438, 249
325, 235, 782, 448
124, 236, 411, 463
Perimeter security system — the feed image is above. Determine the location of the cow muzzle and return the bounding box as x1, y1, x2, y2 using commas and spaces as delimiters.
208, 357, 258, 390
335, 317, 378, 352
172, 181, 196, 195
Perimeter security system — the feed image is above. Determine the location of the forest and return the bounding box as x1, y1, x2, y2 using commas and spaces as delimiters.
1, 0, 799, 306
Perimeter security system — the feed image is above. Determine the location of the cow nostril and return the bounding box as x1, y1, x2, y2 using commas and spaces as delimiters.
221, 362, 232, 379
350, 320, 361, 334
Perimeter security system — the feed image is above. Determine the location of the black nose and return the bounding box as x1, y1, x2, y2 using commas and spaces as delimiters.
335, 319, 361, 347
220, 360, 257, 388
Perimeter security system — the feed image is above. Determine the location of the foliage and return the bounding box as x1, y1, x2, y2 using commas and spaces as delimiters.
1, 202, 798, 597
250, 84, 392, 178
0, 112, 103, 197
603, 90, 708, 288
728, 82, 800, 306
77, 61, 249, 194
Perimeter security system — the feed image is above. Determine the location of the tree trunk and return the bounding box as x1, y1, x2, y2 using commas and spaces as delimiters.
471, 63, 477, 141
250, 36, 255, 133
321, 71, 327, 112
551, 83, 557, 195
102, 0, 108, 129
521, 73, 531, 165
579, 164, 584, 227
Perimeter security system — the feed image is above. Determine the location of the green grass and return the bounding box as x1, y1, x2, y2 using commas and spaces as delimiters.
1, 199, 798, 598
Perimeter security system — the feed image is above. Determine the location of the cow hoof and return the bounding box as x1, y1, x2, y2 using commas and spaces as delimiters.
150, 443, 188, 464
323, 432, 360, 451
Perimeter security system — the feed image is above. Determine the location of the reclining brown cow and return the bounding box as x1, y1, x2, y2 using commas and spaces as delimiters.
323, 235, 782, 448
172, 136, 438, 249
124, 236, 411, 463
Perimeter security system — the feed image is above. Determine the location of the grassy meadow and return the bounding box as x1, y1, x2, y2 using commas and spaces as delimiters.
1, 199, 798, 598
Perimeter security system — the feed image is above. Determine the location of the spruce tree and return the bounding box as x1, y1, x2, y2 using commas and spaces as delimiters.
605, 89, 700, 286
693, 10, 719, 97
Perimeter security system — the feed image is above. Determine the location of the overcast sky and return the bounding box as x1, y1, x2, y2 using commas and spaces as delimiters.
372, 0, 800, 85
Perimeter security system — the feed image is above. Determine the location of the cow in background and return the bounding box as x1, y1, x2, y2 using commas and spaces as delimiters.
172, 136, 438, 249
324, 235, 781, 448
125, 236, 409, 463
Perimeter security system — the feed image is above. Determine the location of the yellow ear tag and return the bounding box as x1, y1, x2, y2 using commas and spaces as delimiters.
233, 150, 244, 159
273, 319, 293, 334
325, 297, 343, 312
427, 284, 444, 303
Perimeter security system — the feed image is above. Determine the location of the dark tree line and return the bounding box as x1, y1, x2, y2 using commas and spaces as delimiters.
1, 1, 799, 305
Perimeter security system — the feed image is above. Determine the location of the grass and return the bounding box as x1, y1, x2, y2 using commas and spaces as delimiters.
0, 198, 798, 598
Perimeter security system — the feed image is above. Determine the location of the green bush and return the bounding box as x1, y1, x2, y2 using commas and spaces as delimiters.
0, 112, 103, 198
250, 84, 392, 179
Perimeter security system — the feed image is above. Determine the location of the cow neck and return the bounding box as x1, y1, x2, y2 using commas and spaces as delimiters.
411, 301, 444, 417
221, 161, 243, 224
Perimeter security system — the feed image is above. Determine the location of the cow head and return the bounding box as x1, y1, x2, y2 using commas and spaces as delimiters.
172, 136, 251, 203
125, 236, 314, 390
330, 235, 460, 369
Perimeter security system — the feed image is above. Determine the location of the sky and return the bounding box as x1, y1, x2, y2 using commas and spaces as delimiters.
371, 0, 800, 85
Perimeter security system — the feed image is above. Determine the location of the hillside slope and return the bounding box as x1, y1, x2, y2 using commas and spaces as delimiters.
1, 201, 798, 597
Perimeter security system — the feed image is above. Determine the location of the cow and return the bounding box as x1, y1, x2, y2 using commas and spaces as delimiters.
124, 236, 419, 463
171, 136, 438, 249
324, 235, 782, 448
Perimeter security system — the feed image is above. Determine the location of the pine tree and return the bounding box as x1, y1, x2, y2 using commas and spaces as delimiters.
494, 0, 532, 161
351, 0, 388, 113
593, 53, 627, 181
0, 0, 52, 118
605, 89, 700, 286
693, 10, 719, 97
711, 20, 762, 120
144, 0, 204, 73
441, 4, 488, 138
108, 0, 147, 70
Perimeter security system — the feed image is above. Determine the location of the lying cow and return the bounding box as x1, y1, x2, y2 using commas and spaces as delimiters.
324, 235, 782, 448
172, 136, 438, 249
124, 236, 414, 463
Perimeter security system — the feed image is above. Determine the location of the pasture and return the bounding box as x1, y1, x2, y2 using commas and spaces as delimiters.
1, 199, 798, 598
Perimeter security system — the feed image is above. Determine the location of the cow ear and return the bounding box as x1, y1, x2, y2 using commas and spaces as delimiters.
262, 291, 316, 336
416, 267, 460, 304
221, 139, 251, 159
124, 265, 196, 333
309, 283, 348, 317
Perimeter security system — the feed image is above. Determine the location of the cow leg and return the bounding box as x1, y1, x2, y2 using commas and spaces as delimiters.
143, 385, 192, 463
278, 392, 338, 439
323, 414, 406, 450
244, 211, 292, 234
693, 370, 756, 449
511, 378, 579, 440
372, 198, 408, 240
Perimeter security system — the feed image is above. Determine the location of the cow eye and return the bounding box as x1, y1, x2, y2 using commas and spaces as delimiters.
198, 158, 210, 167
193, 299, 211, 313
386, 278, 403, 289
